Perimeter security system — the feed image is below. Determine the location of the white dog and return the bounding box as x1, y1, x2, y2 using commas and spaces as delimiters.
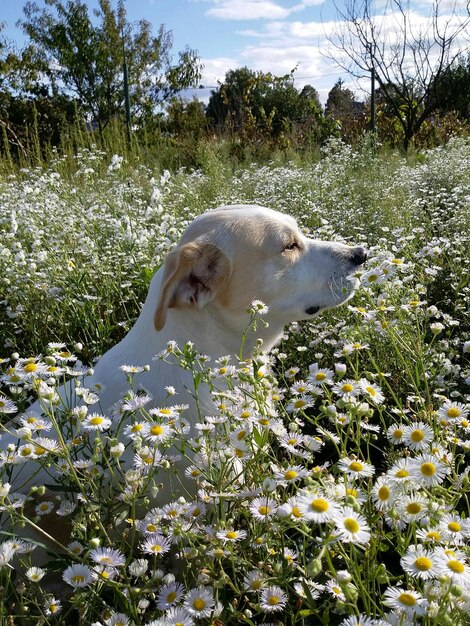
1, 205, 366, 508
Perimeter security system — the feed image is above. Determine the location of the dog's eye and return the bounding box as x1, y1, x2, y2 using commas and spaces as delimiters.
283, 241, 299, 252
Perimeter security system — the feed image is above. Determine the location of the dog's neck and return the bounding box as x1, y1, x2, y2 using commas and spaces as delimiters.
129, 268, 284, 363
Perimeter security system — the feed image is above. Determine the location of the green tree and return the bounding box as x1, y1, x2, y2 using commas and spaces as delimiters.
434, 53, 470, 119
19, 0, 202, 135
325, 79, 355, 119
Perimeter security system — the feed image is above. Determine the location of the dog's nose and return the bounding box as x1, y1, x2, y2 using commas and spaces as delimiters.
350, 246, 368, 266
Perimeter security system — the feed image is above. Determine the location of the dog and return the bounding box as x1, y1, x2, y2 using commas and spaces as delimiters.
1, 204, 366, 529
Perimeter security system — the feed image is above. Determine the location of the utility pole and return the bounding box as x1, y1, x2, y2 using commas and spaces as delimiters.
370, 66, 376, 136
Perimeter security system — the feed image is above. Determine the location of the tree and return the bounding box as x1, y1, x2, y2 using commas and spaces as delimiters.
434, 52, 470, 119
328, 0, 470, 150
19, 0, 202, 134
325, 79, 355, 119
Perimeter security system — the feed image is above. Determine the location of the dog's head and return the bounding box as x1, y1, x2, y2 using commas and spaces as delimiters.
154, 205, 366, 331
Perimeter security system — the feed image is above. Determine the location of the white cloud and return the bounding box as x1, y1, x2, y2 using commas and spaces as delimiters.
206, 0, 292, 20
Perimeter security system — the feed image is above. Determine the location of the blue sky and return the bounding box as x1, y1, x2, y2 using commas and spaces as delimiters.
1, 0, 469, 103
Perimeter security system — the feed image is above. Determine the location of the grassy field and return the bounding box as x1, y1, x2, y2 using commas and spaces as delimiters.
0, 137, 469, 625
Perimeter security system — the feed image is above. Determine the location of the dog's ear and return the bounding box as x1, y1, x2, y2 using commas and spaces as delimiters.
154, 242, 231, 330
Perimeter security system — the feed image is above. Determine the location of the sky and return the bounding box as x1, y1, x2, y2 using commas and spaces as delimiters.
1, 0, 469, 104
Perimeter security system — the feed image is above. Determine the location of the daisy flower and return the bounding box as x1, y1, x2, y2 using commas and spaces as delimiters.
402, 421, 434, 451
145, 422, 173, 444
410, 454, 449, 487
156, 581, 185, 609
62, 564, 95, 588
35, 501, 54, 516
325, 579, 346, 601
398, 493, 428, 523
0, 395, 17, 414
307, 363, 334, 385
25, 566, 46, 582
107, 613, 130, 626
400, 545, 439, 580
44, 597, 62, 616
416, 528, 444, 545
383, 586, 426, 615
215, 528, 247, 543
434, 548, 470, 585
333, 507, 371, 544
82, 413, 112, 431
259, 585, 287, 613
386, 423, 406, 445
372, 476, 398, 511
296, 491, 339, 523
90, 546, 126, 568
184, 586, 215, 618
286, 393, 314, 413
387, 458, 414, 483
128, 558, 149, 577
359, 379, 385, 404
163, 608, 195, 626
438, 514, 470, 545
437, 400, 468, 421
333, 379, 360, 401
140, 534, 172, 556
338, 458, 375, 479
339, 614, 380, 626
249, 497, 278, 520
243, 569, 267, 592
274, 464, 308, 484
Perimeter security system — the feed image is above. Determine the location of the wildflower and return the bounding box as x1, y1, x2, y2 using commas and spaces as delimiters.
296, 492, 339, 523
274, 464, 308, 484
372, 476, 397, 511
416, 528, 444, 545
140, 534, 172, 556
156, 581, 185, 609
338, 458, 375, 479
410, 454, 449, 487
107, 613, 130, 626
402, 422, 434, 451
359, 379, 385, 404
400, 545, 439, 580
286, 393, 314, 412
82, 413, 112, 431
215, 528, 247, 543
145, 421, 173, 444
44, 597, 62, 616
162, 608, 195, 626
90, 547, 126, 567
333, 379, 359, 401
383, 586, 426, 615
184, 586, 215, 618
307, 363, 334, 385
398, 493, 428, 523
243, 569, 266, 592
0, 395, 17, 414
387, 458, 414, 483
438, 400, 468, 421
333, 507, 371, 544
259, 585, 288, 612
62, 564, 95, 588
249, 497, 278, 520
339, 615, 379, 626
25, 566, 46, 582
129, 559, 148, 577
35, 501, 54, 516
325, 579, 346, 601
386, 423, 406, 445
438, 514, 470, 545
434, 548, 470, 585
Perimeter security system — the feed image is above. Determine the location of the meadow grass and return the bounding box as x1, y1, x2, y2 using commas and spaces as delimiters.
0, 137, 469, 625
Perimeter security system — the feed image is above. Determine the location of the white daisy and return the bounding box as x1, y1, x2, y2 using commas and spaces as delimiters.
184, 586, 215, 618
62, 564, 95, 588
383, 586, 426, 615
333, 507, 371, 544
400, 545, 438, 580
259, 585, 288, 613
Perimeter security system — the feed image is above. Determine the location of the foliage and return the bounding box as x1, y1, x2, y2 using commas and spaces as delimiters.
19, 0, 202, 134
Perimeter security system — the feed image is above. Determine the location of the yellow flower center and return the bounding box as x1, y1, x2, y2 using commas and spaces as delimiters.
410, 429, 425, 442
294, 399, 306, 409
146, 523, 157, 532
292, 506, 302, 518
24, 363, 38, 373
426, 531, 441, 541
167, 591, 177, 603
315, 372, 327, 381
268, 595, 280, 606
446, 407, 461, 418
342, 383, 354, 393
344, 518, 360, 533
72, 575, 85, 584
406, 502, 422, 515
90, 416, 104, 425
349, 461, 364, 472
365, 386, 376, 396
258, 505, 271, 516
378, 486, 390, 500
311, 498, 329, 513
447, 560, 464, 574
284, 470, 298, 480
448, 521, 461, 533
420, 462, 436, 476
240, 411, 251, 419
415, 556, 432, 571
150, 425, 164, 436
193, 599, 206, 611
225, 531, 238, 540
398, 592, 417, 606
131, 423, 143, 432
395, 468, 409, 478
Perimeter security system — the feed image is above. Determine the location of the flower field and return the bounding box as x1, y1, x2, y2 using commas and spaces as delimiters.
0, 138, 469, 625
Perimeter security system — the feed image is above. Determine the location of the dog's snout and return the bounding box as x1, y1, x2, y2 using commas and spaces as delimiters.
350, 246, 367, 266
